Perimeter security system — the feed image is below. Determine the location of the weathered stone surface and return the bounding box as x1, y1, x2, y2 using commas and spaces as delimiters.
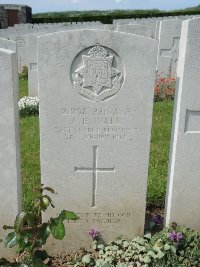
165, 18, 200, 230
117, 24, 153, 38
15, 35, 28, 72
0, 38, 16, 51
156, 19, 182, 78
38, 29, 158, 252
27, 35, 38, 96
0, 48, 21, 257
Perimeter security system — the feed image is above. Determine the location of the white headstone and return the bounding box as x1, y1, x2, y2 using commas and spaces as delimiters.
156, 19, 182, 78
165, 18, 200, 230
38, 29, 158, 252
0, 48, 21, 257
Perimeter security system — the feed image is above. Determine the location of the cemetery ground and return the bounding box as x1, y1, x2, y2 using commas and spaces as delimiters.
18, 80, 174, 212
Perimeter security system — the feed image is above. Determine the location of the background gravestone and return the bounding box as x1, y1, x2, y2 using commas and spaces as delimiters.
26, 25, 105, 97
0, 48, 21, 257
156, 19, 182, 78
117, 24, 153, 38
38, 29, 158, 252
27, 34, 40, 97
0, 38, 16, 52
165, 18, 200, 230
15, 35, 28, 72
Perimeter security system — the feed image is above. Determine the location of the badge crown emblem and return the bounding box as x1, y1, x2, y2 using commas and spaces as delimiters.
72, 45, 123, 102
88, 45, 108, 57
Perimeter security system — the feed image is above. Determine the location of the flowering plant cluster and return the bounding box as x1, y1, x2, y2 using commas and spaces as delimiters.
80, 224, 200, 267
18, 96, 39, 117
19, 66, 28, 80
89, 228, 99, 240
168, 230, 183, 242
154, 74, 176, 102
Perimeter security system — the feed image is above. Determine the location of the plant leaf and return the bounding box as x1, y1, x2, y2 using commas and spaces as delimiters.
0, 258, 11, 266
32, 256, 48, 267
156, 250, 165, 259
58, 210, 79, 221
50, 219, 65, 240
26, 213, 36, 228
42, 186, 56, 194
82, 255, 91, 264
34, 250, 49, 261
14, 212, 27, 233
38, 223, 51, 245
4, 232, 17, 248
3, 225, 14, 230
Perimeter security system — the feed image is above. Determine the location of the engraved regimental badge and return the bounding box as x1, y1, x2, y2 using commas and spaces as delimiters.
72, 45, 123, 102
16, 37, 25, 48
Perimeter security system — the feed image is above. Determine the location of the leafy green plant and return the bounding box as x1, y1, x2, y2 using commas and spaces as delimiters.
19, 66, 28, 81
1, 185, 79, 266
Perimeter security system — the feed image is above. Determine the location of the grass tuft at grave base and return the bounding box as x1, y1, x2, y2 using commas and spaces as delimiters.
19, 81, 174, 211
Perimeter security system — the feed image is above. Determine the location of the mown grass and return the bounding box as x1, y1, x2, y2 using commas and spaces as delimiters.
20, 116, 40, 210
147, 101, 174, 207
19, 80, 28, 99
19, 80, 174, 211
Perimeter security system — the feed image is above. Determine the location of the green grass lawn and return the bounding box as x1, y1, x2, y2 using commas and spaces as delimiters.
148, 101, 174, 207
19, 80, 28, 99
19, 80, 174, 211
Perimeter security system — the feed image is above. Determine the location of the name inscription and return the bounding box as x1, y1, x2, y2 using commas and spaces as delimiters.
55, 107, 137, 141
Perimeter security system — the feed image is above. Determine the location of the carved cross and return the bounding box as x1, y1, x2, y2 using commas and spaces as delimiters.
75, 146, 115, 207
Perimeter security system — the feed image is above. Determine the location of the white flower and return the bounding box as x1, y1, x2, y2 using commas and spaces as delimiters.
18, 96, 39, 110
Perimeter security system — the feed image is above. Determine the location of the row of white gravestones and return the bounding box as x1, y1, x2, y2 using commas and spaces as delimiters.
0, 16, 197, 79
27, 24, 155, 97
27, 19, 182, 98
38, 29, 158, 252
165, 18, 200, 230
1, 22, 103, 36
27, 19, 179, 98
0, 23, 105, 72
27, 18, 195, 97
0, 46, 21, 258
